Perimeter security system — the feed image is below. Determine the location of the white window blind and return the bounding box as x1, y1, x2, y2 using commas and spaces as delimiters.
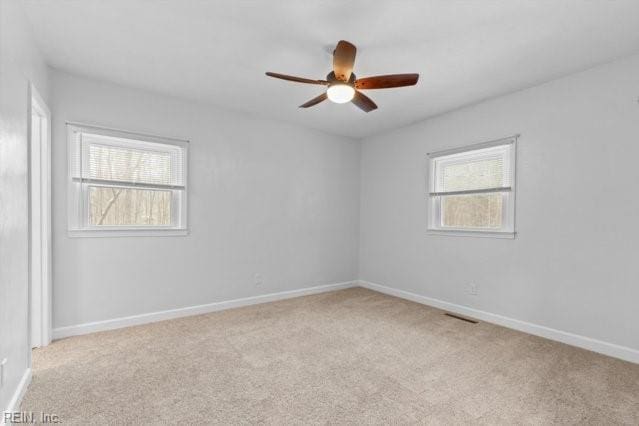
68, 124, 188, 236
427, 137, 517, 237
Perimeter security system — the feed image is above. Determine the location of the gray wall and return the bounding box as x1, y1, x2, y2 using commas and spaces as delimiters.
51, 70, 361, 329
0, 0, 50, 411
359, 53, 639, 352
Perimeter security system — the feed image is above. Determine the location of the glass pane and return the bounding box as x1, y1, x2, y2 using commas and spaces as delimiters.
438, 156, 504, 192
441, 193, 503, 229
89, 186, 172, 226
88, 143, 173, 185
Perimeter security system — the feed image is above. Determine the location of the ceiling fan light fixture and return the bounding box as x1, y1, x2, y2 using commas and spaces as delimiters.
326, 84, 355, 104
265, 40, 418, 112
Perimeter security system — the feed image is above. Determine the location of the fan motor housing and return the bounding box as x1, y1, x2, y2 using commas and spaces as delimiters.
327, 71, 356, 86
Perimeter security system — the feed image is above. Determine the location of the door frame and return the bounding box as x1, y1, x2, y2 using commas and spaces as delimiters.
28, 83, 52, 348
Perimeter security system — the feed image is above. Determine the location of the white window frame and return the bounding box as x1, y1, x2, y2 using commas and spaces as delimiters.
67, 123, 189, 237
427, 135, 518, 239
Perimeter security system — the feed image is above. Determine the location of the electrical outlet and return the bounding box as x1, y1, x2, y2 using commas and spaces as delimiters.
254, 273, 263, 286
468, 283, 478, 296
0, 358, 7, 387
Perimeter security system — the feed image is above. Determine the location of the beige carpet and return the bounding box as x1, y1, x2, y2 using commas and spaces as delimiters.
22, 288, 639, 424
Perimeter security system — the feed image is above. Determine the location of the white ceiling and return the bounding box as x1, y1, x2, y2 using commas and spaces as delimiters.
23, 0, 639, 139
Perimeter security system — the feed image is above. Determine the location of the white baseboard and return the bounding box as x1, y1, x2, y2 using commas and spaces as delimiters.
2, 368, 32, 424
359, 280, 639, 364
53, 281, 356, 340
51, 279, 639, 364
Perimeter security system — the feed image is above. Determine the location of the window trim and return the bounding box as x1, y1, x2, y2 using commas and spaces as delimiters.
67, 122, 189, 237
426, 135, 518, 239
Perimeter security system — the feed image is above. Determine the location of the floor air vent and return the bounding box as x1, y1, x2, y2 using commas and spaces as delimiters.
445, 313, 479, 324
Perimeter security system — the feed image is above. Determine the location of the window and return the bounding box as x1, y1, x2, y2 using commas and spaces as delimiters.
68, 124, 188, 236
427, 136, 516, 238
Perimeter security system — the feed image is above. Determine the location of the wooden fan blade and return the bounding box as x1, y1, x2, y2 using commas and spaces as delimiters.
299, 93, 328, 108
266, 72, 328, 85
355, 74, 419, 90
333, 40, 357, 82
351, 91, 377, 112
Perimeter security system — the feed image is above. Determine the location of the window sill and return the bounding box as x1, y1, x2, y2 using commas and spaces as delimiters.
68, 228, 189, 238
427, 229, 515, 239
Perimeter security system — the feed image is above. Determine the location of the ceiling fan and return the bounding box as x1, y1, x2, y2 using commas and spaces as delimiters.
265, 40, 419, 112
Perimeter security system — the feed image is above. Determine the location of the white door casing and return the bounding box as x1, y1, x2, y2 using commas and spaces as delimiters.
29, 84, 52, 348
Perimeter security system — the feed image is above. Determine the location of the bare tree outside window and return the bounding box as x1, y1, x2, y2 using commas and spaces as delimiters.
87, 144, 172, 226
440, 157, 503, 228
89, 187, 171, 226
442, 193, 502, 228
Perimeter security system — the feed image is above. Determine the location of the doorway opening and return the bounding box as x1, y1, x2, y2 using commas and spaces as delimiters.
29, 84, 52, 348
